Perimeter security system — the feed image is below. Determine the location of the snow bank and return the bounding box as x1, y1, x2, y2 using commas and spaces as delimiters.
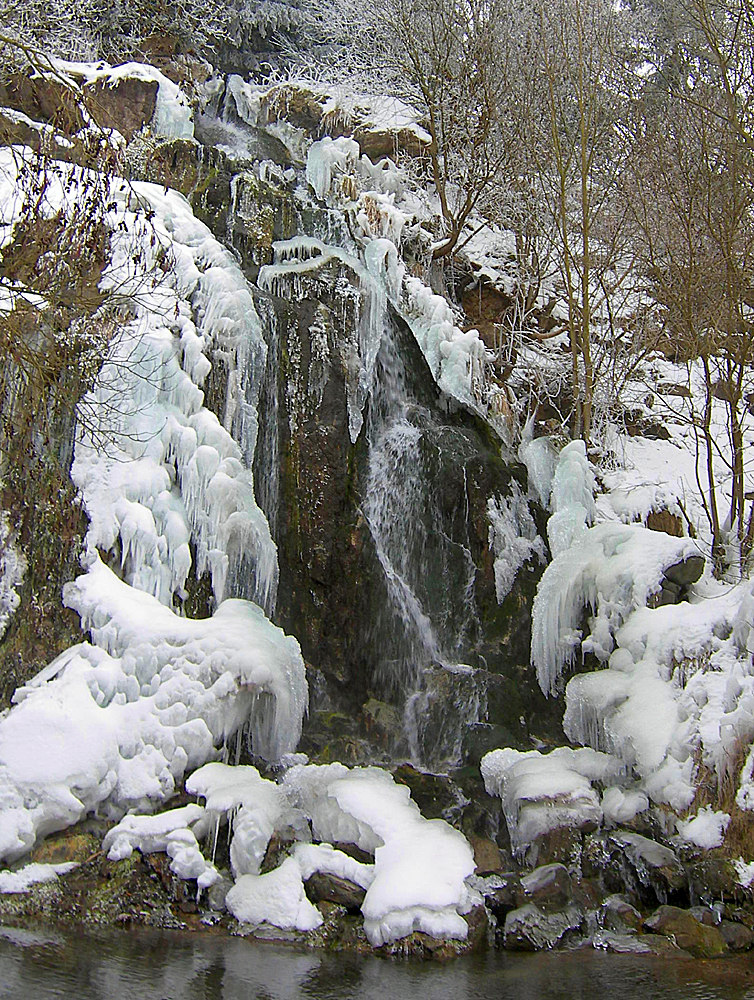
283, 763, 477, 946
481, 746, 621, 855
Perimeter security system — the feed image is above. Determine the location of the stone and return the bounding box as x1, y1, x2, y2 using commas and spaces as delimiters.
645, 905, 728, 959
688, 857, 748, 904
689, 904, 719, 926
470, 836, 502, 874
608, 831, 687, 904
601, 894, 643, 933
304, 872, 365, 913
206, 873, 232, 912
719, 920, 754, 951
85, 77, 158, 141
591, 930, 652, 954
663, 555, 705, 588
470, 872, 522, 922
645, 508, 685, 537
526, 826, 583, 870
520, 864, 572, 912
503, 903, 583, 951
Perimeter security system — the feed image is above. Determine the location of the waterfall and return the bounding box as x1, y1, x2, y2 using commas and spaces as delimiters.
363, 313, 482, 766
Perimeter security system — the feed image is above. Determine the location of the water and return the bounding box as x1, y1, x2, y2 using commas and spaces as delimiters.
2, 926, 754, 1000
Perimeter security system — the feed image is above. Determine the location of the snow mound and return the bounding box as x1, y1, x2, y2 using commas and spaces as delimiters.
0, 862, 78, 894
676, 807, 730, 850
0, 558, 306, 864
283, 763, 477, 946
187, 762, 305, 878
226, 856, 323, 932
481, 746, 621, 855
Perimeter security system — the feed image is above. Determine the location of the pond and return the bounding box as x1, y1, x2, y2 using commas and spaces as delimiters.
2, 926, 754, 1000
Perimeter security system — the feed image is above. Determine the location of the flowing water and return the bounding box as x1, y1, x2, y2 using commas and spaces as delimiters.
1, 925, 754, 1000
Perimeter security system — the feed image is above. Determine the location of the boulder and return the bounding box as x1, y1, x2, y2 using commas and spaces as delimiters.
645, 905, 728, 959
471, 872, 522, 923
520, 863, 572, 912
608, 831, 687, 904
719, 920, 754, 951
84, 77, 158, 140
503, 903, 582, 951
304, 872, 365, 913
469, 836, 503, 874
663, 555, 704, 588
601, 894, 643, 933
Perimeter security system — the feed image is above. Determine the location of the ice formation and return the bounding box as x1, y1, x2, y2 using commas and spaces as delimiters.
531, 438, 700, 697
564, 582, 754, 811
77, 179, 278, 611
283, 763, 477, 945
186, 762, 306, 878
0, 558, 306, 863
481, 747, 621, 855
300, 134, 490, 414
487, 483, 545, 603
0, 152, 306, 864
259, 236, 390, 443
0, 513, 25, 642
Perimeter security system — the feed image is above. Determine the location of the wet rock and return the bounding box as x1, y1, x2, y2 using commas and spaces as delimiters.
689, 904, 720, 926
206, 873, 233, 912
469, 872, 521, 923
520, 864, 572, 912
591, 930, 652, 954
607, 831, 687, 905
645, 905, 728, 959
304, 872, 365, 913
601, 894, 643, 933
332, 842, 374, 865
469, 836, 502, 874
688, 856, 747, 905
719, 920, 754, 951
526, 827, 583, 870
0, 74, 86, 133
392, 765, 465, 822
503, 903, 583, 951
645, 509, 684, 537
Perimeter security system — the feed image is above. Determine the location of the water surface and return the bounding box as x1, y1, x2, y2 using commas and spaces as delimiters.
2, 926, 754, 1000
